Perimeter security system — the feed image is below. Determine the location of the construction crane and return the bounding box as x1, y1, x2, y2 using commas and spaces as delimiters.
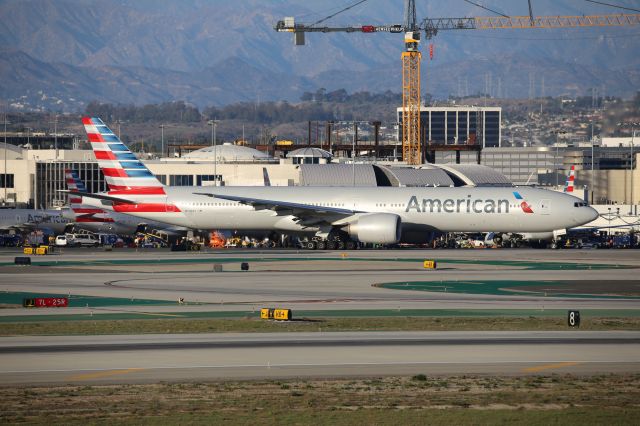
275, 3, 640, 165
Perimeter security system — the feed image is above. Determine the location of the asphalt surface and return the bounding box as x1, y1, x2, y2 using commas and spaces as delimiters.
1, 331, 638, 385
1, 248, 638, 384
1, 248, 639, 314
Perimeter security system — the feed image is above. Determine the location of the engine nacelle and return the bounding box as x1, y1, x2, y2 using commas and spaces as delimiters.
521, 232, 555, 242
346, 213, 401, 244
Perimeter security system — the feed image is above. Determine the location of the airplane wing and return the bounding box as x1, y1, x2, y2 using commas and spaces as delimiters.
0, 224, 37, 232
194, 192, 365, 227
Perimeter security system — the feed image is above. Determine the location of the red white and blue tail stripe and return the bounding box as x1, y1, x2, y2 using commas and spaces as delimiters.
82, 117, 186, 222
65, 169, 114, 223
564, 165, 575, 193
82, 117, 165, 195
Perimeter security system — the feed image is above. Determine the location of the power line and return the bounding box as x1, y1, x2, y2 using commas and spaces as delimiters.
461, 0, 509, 18
310, 0, 370, 27
581, 0, 640, 13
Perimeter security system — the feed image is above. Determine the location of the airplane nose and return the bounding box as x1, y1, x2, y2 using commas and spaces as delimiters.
587, 206, 599, 222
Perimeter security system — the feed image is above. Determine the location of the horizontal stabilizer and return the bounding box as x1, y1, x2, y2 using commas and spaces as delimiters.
58, 190, 136, 204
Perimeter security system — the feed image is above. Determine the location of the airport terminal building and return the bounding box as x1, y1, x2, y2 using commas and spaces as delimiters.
1, 138, 639, 208
396, 106, 502, 148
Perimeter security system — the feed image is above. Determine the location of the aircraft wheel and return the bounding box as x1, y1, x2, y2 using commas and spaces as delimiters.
337, 241, 345, 250
316, 240, 327, 250
345, 241, 356, 250
306, 241, 317, 250
326, 240, 337, 250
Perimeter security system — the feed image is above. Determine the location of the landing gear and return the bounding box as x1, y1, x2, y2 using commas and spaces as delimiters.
302, 231, 359, 251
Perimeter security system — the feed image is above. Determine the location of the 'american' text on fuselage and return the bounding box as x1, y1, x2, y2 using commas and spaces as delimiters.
406, 196, 510, 214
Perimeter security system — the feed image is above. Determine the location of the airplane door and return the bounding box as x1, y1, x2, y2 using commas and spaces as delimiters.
540, 199, 550, 215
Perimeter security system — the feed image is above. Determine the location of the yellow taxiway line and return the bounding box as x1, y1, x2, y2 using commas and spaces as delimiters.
523, 361, 582, 373
67, 368, 145, 381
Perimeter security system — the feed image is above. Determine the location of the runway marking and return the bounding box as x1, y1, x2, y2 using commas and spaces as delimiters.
67, 368, 145, 381
522, 361, 582, 373
127, 312, 184, 318
92, 307, 184, 318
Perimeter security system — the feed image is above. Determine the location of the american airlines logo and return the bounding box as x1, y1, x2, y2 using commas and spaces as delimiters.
405, 192, 534, 214
26, 214, 71, 224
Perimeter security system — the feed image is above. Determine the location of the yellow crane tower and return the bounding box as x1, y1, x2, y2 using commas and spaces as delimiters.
275, 2, 640, 165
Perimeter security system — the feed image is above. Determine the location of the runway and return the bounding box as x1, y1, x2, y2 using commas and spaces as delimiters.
1, 331, 638, 385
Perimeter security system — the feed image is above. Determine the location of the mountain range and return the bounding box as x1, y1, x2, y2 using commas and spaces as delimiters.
1, 0, 639, 110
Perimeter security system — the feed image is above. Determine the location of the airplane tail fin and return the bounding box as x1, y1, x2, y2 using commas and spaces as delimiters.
564, 165, 575, 193
64, 168, 86, 208
64, 168, 112, 220
81, 117, 165, 195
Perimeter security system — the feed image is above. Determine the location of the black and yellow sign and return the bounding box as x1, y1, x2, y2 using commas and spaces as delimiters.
423, 260, 437, 269
261, 308, 292, 321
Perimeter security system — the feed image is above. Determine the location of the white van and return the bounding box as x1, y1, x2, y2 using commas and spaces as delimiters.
66, 233, 100, 247
54, 235, 68, 247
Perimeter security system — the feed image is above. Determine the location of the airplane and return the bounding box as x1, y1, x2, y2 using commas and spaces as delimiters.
0, 208, 72, 235
72, 117, 599, 248
63, 169, 188, 237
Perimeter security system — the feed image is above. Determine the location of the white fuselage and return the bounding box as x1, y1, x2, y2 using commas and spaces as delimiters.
84, 186, 599, 242
0, 209, 72, 234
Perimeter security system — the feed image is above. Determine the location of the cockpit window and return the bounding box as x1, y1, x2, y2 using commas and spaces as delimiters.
574, 202, 588, 207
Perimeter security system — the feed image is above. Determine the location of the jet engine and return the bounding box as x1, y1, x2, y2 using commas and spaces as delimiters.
521, 232, 555, 242
346, 213, 402, 244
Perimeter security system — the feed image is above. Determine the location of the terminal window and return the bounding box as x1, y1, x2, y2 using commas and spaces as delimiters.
0, 173, 14, 188
430, 112, 445, 144
485, 111, 500, 147
197, 175, 220, 185
446, 112, 457, 144
169, 175, 194, 186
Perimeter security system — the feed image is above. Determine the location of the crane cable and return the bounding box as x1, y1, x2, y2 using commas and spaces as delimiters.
461, 0, 510, 18
580, 0, 640, 13
309, 0, 370, 27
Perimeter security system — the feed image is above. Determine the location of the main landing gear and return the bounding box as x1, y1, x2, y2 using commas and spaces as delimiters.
303, 232, 359, 250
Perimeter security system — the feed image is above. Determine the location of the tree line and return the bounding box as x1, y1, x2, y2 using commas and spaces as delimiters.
85, 89, 403, 125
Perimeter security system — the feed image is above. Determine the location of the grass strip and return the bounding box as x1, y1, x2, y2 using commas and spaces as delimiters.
1, 316, 638, 336
0, 255, 632, 270
1, 374, 638, 425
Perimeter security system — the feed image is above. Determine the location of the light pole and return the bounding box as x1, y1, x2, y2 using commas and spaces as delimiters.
208, 119, 219, 185
2, 111, 8, 206
53, 114, 58, 160
159, 124, 165, 157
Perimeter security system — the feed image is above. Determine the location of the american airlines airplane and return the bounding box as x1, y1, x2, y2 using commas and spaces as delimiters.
73, 117, 599, 247
0, 209, 72, 234
63, 169, 188, 237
